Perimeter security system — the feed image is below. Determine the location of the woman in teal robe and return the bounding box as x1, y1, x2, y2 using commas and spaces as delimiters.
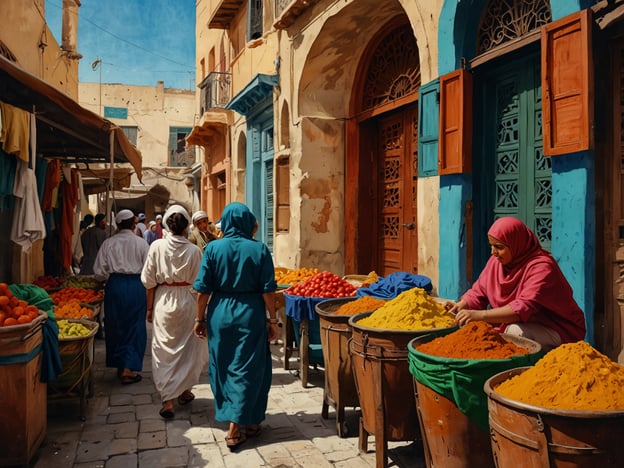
193, 202, 278, 451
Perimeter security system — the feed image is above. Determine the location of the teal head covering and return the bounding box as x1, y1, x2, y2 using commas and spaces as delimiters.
220, 202, 257, 239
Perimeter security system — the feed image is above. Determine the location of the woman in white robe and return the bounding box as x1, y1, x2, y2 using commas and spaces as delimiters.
141, 205, 208, 419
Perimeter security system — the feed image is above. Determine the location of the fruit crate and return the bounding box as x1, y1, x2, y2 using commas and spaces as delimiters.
48, 318, 99, 420
0, 312, 47, 466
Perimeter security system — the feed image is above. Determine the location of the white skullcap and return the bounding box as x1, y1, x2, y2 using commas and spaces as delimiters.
162, 205, 190, 231
192, 210, 209, 223
148, 220, 156, 227
115, 209, 135, 224
155, 214, 163, 220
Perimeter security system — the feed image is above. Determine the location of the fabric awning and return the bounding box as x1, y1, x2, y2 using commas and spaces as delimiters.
0, 54, 142, 179
79, 167, 134, 195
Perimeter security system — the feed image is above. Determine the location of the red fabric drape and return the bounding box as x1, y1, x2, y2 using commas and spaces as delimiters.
41, 159, 61, 212
60, 169, 79, 271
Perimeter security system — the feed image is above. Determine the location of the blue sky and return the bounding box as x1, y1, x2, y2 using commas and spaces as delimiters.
46, 0, 196, 90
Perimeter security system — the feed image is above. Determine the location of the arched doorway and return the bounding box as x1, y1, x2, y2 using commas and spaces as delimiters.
347, 19, 421, 276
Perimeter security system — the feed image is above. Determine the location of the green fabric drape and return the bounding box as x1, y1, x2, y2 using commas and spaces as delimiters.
408, 336, 544, 431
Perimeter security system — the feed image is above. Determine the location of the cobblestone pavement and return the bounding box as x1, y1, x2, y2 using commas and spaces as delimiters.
31, 324, 426, 468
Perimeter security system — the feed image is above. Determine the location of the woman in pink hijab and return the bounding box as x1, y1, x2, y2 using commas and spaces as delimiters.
447, 217, 586, 349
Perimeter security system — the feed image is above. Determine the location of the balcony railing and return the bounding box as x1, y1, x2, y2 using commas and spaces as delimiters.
198, 72, 231, 114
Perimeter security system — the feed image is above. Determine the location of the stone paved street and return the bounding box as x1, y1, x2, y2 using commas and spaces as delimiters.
31, 324, 426, 468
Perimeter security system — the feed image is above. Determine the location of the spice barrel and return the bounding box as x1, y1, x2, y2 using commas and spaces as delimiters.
408, 332, 542, 468
485, 368, 624, 467
349, 311, 455, 468
315, 297, 360, 437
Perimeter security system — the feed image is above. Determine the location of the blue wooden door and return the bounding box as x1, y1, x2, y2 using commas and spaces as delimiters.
247, 113, 274, 248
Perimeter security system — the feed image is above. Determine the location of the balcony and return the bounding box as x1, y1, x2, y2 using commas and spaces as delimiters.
198, 72, 231, 114
208, 0, 244, 29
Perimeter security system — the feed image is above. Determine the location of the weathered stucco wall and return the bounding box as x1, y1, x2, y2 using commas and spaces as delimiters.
79, 82, 195, 167
275, 0, 442, 279
0, 0, 79, 97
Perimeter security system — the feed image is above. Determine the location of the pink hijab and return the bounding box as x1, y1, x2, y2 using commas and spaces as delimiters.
462, 217, 586, 343
487, 217, 552, 300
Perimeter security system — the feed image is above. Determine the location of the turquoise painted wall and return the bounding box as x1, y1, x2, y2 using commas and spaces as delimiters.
436, 0, 595, 342
438, 174, 471, 301
551, 152, 595, 343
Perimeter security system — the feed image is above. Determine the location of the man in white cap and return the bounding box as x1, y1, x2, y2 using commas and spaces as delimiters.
188, 210, 219, 251
135, 213, 147, 237
93, 209, 150, 384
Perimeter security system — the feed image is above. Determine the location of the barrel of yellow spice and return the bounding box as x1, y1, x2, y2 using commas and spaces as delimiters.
315, 296, 386, 437
408, 323, 542, 468
484, 341, 624, 467
348, 288, 456, 467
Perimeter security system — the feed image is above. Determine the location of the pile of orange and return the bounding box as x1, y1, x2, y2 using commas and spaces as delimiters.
0, 282, 40, 327
49, 287, 103, 306
54, 299, 94, 320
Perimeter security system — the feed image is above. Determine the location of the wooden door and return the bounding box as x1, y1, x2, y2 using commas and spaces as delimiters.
474, 52, 552, 269
376, 104, 418, 275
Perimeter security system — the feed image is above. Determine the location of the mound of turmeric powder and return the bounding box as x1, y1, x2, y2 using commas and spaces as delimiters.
334, 296, 386, 316
495, 341, 624, 411
356, 288, 454, 331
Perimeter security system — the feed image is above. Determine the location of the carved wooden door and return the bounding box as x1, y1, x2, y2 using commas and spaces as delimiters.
377, 104, 418, 275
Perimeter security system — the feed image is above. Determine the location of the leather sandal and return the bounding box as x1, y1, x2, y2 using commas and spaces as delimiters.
177, 390, 195, 405
159, 402, 175, 419
225, 433, 246, 452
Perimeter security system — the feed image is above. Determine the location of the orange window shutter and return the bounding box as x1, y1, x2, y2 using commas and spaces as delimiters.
541, 8, 593, 156
438, 68, 473, 174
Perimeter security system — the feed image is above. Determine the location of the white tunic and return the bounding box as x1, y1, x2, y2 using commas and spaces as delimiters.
140, 234, 208, 401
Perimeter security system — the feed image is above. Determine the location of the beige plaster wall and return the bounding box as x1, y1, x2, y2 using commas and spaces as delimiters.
0, 0, 79, 97
79, 82, 197, 214
276, 0, 442, 282
79, 82, 195, 167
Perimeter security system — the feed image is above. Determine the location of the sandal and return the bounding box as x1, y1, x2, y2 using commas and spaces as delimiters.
177, 390, 195, 406
120, 373, 142, 385
225, 433, 246, 452
159, 402, 175, 419
245, 425, 261, 438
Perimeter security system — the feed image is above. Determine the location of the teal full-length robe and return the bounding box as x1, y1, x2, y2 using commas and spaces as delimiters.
193, 202, 276, 425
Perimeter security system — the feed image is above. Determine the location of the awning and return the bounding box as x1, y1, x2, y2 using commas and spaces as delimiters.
225, 74, 279, 116
0, 54, 142, 179
79, 167, 133, 195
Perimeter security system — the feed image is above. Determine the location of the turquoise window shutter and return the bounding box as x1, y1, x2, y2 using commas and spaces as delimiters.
418, 80, 440, 177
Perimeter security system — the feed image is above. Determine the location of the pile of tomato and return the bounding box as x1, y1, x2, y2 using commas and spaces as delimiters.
284, 271, 357, 298
0, 283, 40, 327
49, 287, 103, 306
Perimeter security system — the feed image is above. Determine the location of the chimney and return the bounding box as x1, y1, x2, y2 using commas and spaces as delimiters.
62, 0, 83, 59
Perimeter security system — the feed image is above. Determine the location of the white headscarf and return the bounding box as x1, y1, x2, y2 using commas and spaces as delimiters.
192, 210, 209, 223
162, 205, 190, 231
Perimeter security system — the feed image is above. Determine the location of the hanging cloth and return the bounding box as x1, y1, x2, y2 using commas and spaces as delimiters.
41, 159, 61, 212
10, 158, 46, 252
60, 168, 79, 271
0, 101, 30, 162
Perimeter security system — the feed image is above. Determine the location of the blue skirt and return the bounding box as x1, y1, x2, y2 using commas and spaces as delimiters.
103, 273, 147, 371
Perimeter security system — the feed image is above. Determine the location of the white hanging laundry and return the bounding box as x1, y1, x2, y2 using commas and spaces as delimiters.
11, 158, 46, 252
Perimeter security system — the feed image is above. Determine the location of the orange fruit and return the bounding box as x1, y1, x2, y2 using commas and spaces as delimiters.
0, 296, 8, 306
3, 317, 17, 327
11, 306, 24, 318
17, 315, 31, 324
